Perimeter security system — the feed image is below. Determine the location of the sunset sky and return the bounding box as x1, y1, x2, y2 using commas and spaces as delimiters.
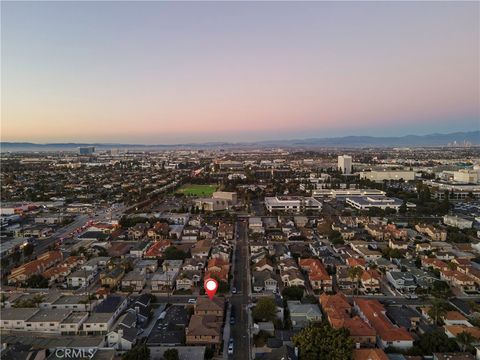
2, 1, 479, 144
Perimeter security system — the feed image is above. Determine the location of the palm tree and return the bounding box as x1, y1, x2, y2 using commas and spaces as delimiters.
456, 331, 474, 352
347, 266, 363, 295
429, 299, 448, 325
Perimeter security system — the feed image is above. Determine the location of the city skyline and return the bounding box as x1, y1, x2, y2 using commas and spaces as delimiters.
2, 1, 479, 144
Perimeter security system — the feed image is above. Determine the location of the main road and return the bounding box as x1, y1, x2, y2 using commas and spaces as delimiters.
229, 219, 251, 360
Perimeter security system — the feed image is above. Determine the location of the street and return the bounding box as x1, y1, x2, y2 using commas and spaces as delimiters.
228, 220, 251, 360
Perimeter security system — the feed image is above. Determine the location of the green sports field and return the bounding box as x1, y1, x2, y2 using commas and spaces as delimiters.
176, 184, 218, 196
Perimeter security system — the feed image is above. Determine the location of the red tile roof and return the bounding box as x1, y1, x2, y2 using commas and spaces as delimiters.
355, 298, 413, 342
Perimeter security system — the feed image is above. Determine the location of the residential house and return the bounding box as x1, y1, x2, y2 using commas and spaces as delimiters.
386, 271, 417, 293
440, 270, 476, 293
100, 267, 125, 288
443, 311, 472, 327
253, 258, 274, 273
59, 312, 89, 335
8, 251, 63, 284
281, 269, 305, 288
147, 222, 170, 240
0, 308, 40, 331
415, 224, 447, 241
252, 271, 278, 293
83, 312, 116, 335
121, 270, 146, 291
354, 299, 413, 350
249, 217, 265, 234
194, 297, 224, 320
320, 293, 376, 348
128, 222, 149, 240
361, 270, 381, 294
42, 266, 71, 284
67, 269, 95, 288
106, 312, 138, 351
151, 268, 179, 291
191, 240, 212, 258
24, 309, 73, 334
287, 301, 322, 330
182, 257, 206, 271
299, 258, 332, 292
176, 270, 201, 290
218, 222, 234, 241
352, 349, 388, 360
186, 315, 222, 350
144, 240, 171, 259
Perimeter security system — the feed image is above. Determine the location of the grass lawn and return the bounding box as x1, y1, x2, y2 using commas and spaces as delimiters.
176, 184, 218, 197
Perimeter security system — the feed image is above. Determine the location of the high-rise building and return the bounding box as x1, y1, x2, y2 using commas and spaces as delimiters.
338, 155, 352, 175
78, 146, 95, 155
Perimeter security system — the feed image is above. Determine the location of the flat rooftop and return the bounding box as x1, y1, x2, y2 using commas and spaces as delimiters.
27, 309, 72, 323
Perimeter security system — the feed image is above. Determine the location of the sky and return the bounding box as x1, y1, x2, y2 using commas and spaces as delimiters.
1, 1, 479, 144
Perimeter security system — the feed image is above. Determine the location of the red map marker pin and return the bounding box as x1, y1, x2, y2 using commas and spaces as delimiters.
204, 278, 218, 300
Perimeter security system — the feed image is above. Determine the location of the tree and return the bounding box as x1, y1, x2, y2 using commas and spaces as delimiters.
456, 331, 475, 352
252, 297, 277, 322
441, 191, 451, 213
204, 347, 215, 360
399, 201, 407, 214
209, 274, 229, 294
282, 286, 304, 301
430, 280, 453, 299
11, 250, 21, 263
25, 274, 48, 288
329, 230, 344, 245
164, 246, 187, 260
293, 323, 353, 360
162, 348, 179, 360
347, 266, 363, 295
368, 207, 385, 217
382, 248, 404, 259
428, 299, 450, 325
408, 330, 458, 355
122, 344, 150, 360
23, 243, 34, 257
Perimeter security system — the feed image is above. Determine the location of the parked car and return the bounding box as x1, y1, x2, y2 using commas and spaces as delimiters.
187, 298, 197, 304
228, 338, 234, 355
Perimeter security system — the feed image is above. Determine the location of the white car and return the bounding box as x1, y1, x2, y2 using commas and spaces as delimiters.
187, 298, 197, 304
228, 338, 234, 355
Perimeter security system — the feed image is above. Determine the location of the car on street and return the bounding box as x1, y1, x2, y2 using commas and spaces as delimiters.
230, 315, 235, 325
187, 298, 197, 304
228, 338, 234, 355
231, 287, 237, 294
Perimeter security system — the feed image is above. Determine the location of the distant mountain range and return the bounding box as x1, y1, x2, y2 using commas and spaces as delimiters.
1, 131, 479, 151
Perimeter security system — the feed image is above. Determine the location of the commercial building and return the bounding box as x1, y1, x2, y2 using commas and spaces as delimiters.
78, 146, 95, 155
312, 188, 385, 198
338, 155, 352, 175
264, 196, 322, 213
212, 191, 237, 204
440, 169, 480, 184
194, 191, 238, 212
424, 180, 480, 200
346, 196, 408, 211
443, 215, 473, 229
360, 170, 417, 182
